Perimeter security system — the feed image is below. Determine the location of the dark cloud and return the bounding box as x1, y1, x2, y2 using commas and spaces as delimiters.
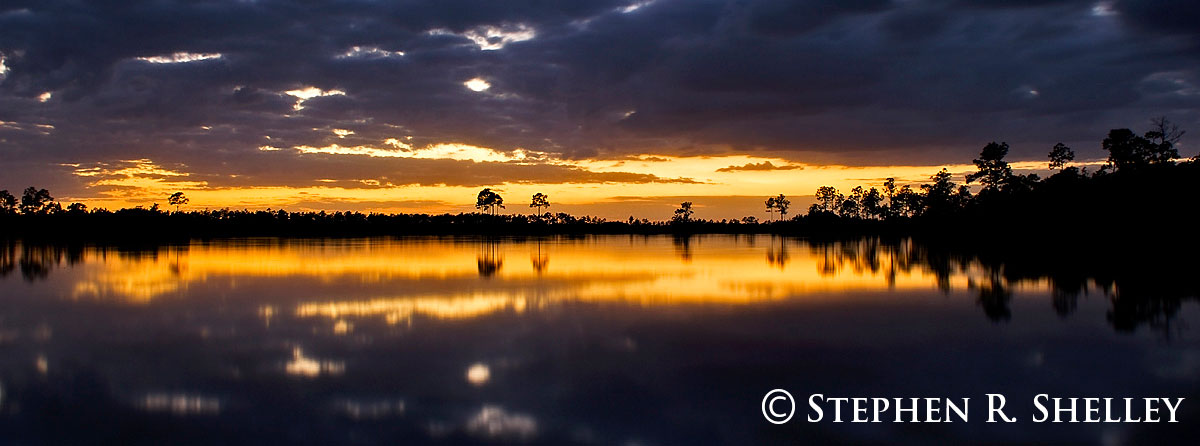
949, 0, 1090, 9
1, 0, 1199, 199
715, 161, 803, 172
1114, 0, 1200, 40
881, 8, 950, 41
746, 0, 893, 36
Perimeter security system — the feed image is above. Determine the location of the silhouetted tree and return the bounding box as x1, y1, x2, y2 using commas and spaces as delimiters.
1048, 143, 1074, 171
673, 201, 694, 222
475, 188, 505, 215
1003, 173, 1039, 195
764, 196, 776, 221
0, 190, 16, 214
1102, 129, 1140, 171
529, 192, 550, 214
923, 169, 954, 195
921, 169, 961, 216
842, 186, 867, 218
773, 194, 790, 220
813, 186, 842, 215
168, 192, 189, 212
19, 187, 55, 214
955, 185, 974, 207
1145, 116, 1184, 157
838, 196, 860, 218
882, 178, 897, 217
861, 187, 885, 219
892, 185, 921, 217
66, 202, 87, 214
1101, 127, 1178, 171
966, 141, 1012, 193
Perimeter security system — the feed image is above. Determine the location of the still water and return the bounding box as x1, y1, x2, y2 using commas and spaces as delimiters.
0, 236, 1197, 445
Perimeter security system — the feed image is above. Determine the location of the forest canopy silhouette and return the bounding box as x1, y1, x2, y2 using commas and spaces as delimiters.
1, 118, 1196, 242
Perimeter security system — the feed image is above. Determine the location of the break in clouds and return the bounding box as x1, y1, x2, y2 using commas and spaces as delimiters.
0, 0, 1198, 196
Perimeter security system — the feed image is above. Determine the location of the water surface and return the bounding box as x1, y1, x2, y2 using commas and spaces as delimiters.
0, 236, 1197, 445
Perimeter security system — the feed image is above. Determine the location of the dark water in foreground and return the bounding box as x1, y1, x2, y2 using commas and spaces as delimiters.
0, 236, 1197, 445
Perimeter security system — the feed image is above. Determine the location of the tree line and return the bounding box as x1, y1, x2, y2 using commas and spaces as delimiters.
794, 117, 1190, 223
2, 117, 1194, 240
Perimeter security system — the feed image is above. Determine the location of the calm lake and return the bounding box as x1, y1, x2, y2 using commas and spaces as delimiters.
1, 235, 1197, 445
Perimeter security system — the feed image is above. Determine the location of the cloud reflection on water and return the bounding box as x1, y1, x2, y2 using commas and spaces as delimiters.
285, 347, 345, 378
6, 236, 1024, 309
466, 405, 538, 441
140, 393, 221, 415
3, 236, 1189, 334
0, 236, 1197, 444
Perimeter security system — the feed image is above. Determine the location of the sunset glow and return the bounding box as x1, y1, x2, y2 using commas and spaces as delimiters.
3, 2, 1197, 444
56, 153, 1103, 219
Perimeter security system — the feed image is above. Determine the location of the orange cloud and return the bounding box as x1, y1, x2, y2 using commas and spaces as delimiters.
715, 161, 804, 172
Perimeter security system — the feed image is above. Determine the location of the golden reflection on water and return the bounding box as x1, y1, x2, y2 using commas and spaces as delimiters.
6, 237, 1050, 321
285, 347, 345, 378
296, 292, 530, 323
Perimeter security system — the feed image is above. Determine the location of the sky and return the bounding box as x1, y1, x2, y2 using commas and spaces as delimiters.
0, 0, 1198, 220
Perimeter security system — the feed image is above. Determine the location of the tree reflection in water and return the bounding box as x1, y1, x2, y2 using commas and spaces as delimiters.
804, 236, 1198, 336
765, 235, 789, 270
0, 241, 86, 282
672, 234, 692, 263
530, 239, 548, 275
1, 236, 1195, 335
1, 235, 1198, 444
476, 238, 504, 278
